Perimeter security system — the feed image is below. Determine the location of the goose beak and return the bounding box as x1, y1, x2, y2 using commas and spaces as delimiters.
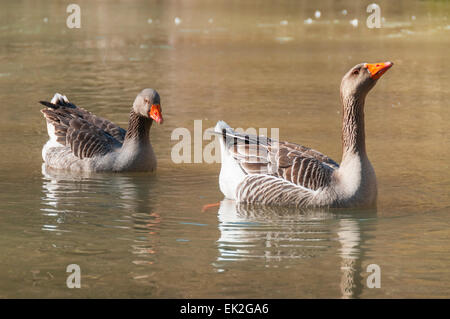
149, 104, 163, 124
365, 62, 393, 80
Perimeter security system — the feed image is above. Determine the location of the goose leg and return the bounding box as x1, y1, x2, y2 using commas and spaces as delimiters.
201, 202, 220, 212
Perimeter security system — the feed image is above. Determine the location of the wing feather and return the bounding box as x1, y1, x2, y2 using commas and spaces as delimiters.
40, 97, 126, 144
219, 128, 339, 191
236, 174, 315, 207
40, 95, 123, 159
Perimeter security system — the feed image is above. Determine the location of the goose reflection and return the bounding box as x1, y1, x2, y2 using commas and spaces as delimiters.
217, 200, 332, 260
337, 218, 363, 299
215, 199, 374, 298
41, 164, 161, 272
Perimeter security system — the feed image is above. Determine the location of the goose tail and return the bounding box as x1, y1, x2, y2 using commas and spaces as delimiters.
39, 93, 76, 110
40, 93, 75, 161
214, 121, 246, 200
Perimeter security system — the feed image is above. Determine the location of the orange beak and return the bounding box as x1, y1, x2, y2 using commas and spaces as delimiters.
365, 62, 393, 80
149, 104, 163, 124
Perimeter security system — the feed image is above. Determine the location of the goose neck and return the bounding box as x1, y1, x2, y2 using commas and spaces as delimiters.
341, 94, 366, 157
124, 110, 152, 145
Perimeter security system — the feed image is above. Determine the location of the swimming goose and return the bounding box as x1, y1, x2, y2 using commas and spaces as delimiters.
40, 88, 163, 172
215, 62, 393, 208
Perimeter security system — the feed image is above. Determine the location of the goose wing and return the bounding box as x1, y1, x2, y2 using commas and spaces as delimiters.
40, 94, 123, 159
40, 93, 126, 144
220, 126, 339, 191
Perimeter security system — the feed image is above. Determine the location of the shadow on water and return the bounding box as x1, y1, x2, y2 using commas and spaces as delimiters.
215, 199, 376, 299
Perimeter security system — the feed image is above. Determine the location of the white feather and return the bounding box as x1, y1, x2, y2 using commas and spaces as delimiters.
42, 121, 64, 161
215, 121, 246, 200
50, 93, 61, 104
50, 93, 69, 104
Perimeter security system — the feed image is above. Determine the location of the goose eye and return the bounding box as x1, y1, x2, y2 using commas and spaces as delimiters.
352, 69, 359, 75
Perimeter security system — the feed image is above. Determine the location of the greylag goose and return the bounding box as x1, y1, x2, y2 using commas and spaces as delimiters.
215, 62, 393, 208
40, 88, 163, 172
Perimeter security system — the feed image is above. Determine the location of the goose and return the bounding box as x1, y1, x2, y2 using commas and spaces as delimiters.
214, 62, 393, 208
40, 88, 163, 172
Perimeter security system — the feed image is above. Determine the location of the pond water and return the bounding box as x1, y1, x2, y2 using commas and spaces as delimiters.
0, 0, 448, 298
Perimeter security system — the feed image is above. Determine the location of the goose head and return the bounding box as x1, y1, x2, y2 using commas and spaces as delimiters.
340, 62, 393, 100
133, 88, 163, 124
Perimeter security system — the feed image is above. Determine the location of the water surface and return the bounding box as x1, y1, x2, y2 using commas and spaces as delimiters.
0, 0, 449, 298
